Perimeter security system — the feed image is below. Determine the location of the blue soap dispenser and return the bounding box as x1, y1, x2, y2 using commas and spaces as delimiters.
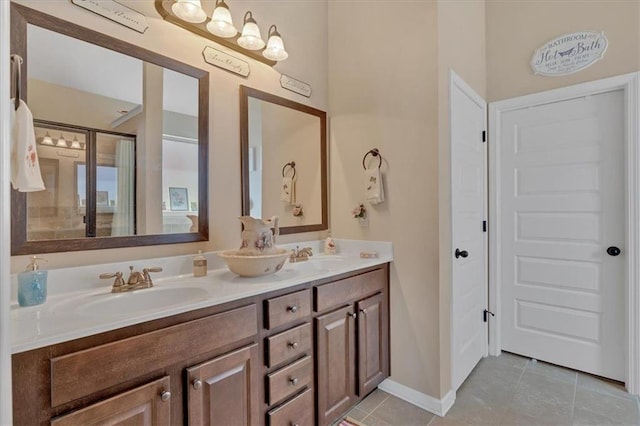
17, 256, 48, 307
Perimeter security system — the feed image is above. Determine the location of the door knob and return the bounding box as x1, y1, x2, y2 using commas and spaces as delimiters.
455, 248, 469, 259
607, 246, 621, 256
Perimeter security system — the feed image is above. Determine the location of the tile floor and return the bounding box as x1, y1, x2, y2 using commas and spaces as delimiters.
343, 352, 640, 425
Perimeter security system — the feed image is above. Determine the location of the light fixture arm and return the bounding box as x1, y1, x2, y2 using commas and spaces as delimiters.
268, 25, 281, 38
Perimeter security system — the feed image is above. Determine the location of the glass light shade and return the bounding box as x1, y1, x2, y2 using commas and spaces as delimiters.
70, 137, 81, 150
263, 33, 288, 61
171, 0, 207, 23
41, 132, 54, 146
56, 135, 67, 148
238, 13, 264, 50
206, 3, 237, 38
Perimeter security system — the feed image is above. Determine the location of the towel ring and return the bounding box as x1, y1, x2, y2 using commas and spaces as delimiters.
282, 161, 296, 179
11, 54, 23, 111
362, 148, 382, 170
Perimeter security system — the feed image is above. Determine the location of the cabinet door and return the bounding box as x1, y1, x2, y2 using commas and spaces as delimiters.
357, 292, 388, 396
186, 343, 260, 426
316, 305, 356, 426
50, 376, 171, 426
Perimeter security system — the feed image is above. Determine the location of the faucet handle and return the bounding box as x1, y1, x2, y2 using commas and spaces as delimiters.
142, 267, 163, 286
99, 271, 125, 287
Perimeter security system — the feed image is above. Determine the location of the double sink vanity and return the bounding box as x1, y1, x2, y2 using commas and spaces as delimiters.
11, 240, 392, 425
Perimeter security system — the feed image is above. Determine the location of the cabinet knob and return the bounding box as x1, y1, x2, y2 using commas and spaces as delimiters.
192, 379, 203, 390
360, 308, 367, 315
160, 390, 171, 402
288, 341, 299, 349
289, 377, 299, 386
348, 312, 357, 319
290, 423, 299, 426
287, 305, 298, 313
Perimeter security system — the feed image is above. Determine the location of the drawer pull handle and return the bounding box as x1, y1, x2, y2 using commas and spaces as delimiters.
193, 379, 203, 390
348, 312, 357, 319
288, 341, 299, 349
160, 390, 171, 402
289, 377, 299, 386
287, 305, 298, 313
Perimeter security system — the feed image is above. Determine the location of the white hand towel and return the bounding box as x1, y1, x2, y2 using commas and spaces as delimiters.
280, 176, 295, 204
10, 99, 45, 192
365, 167, 384, 205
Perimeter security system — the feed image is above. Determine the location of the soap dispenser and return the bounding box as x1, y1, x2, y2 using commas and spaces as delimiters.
17, 256, 48, 307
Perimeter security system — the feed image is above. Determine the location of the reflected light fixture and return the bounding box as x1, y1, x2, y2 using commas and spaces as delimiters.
206, 0, 236, 38
237, 11, 265, 50
40, 131, 54, 146
70, 136, 82, 150
263, 25, 288, 61
56, 134, 67, 148
171, 0, 207, 23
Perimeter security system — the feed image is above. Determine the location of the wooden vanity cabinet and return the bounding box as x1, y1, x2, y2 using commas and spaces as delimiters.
314, 268, 390, 426
12, 263, 390, 426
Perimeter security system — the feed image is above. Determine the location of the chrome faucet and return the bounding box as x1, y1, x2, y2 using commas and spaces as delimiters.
289, 246, 313, 263
100, 266, 163, 293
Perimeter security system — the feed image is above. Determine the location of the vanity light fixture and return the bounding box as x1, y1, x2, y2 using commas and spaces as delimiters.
156, 0, 288, 65
171, 0, 207, 23
55, 134, 68, 148
263, 25, 288, 61
70, 136, 82, 150
237, 11, 265, 50
40, 132, 54, 146
206, 0, 236, 38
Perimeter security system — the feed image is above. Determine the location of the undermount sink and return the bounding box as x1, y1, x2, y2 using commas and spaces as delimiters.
287, 255, 346, 272
55, 287, 210, 318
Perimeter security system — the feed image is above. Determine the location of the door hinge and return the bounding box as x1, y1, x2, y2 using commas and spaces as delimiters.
482, 130, 486, 142
483, 309, 495, 322
482, 220, 487, 232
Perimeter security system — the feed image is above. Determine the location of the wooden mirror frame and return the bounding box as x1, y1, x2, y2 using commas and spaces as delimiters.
239, 85, 328, 235
11, 3, 209, 255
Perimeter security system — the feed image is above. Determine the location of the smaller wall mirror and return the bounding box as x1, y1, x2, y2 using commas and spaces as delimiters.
240, 86, 327, 234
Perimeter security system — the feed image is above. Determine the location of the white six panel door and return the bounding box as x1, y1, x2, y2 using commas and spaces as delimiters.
451, 74, 488, 390
500, 90, 625, 381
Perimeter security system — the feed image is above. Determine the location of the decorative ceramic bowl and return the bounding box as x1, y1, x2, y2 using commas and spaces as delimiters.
217, 248, 291, 277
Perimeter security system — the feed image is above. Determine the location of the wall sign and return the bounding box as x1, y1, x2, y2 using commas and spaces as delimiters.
71, 0, 149, 34
531, 31, 608, 76
280, 74, 312, 98
202, 46, 250, 77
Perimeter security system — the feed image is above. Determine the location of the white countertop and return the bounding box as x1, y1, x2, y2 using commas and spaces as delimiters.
11, 239, 392, 354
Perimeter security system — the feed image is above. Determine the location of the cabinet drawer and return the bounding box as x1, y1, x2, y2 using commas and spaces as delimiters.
50, 304, 258, 407
266, 355, 312, 406
267, 388, 313, 426
265, 289, 310, 330
51, 376, 171, 426
315, 268, 385, 312
266, 323, 311, 367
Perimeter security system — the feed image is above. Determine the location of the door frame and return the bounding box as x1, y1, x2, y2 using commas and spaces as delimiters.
449, 70, 489, 390
488, 72, 640, 394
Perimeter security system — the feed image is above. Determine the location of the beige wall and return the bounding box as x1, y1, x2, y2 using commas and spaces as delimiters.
486, 0, 640, 101
329, 0, 441, 397
11, 0, 328, 273
437, 0, 486, 397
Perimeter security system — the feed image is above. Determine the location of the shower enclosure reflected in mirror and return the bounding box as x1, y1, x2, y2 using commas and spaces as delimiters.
11, 3, 209, 254
240, 86, 327, 234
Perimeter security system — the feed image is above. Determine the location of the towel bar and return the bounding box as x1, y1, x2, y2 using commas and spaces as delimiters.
10, 54, 23, 111
362, 148, 382, 170
282, 161, 296, 179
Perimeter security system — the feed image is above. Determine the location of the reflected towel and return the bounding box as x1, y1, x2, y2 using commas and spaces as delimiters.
365, 167, 384, 205
11, 99, 44, 192
281, 176, 295, 204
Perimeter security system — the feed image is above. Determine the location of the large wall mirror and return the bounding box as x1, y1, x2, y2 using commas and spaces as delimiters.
240, 86, 327, 234
11, 4, 209, 254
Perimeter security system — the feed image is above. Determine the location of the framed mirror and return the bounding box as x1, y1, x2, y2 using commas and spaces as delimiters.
11, 3, 209, 254
240, 86, 327, 235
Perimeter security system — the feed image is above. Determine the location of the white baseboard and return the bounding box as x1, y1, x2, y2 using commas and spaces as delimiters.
377, 379, 456, 417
